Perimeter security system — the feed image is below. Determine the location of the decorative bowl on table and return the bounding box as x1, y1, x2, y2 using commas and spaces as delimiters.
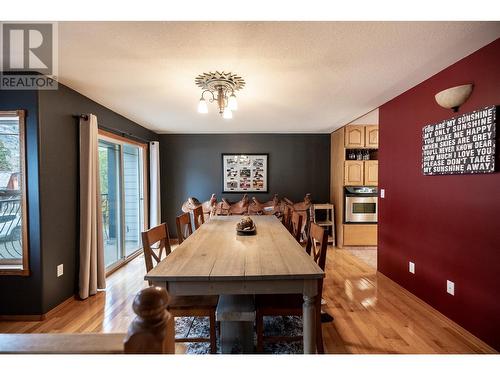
236, 216, 256, 235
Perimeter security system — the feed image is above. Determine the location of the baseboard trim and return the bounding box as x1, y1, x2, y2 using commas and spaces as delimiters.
43, 295, 77, 319
0, 295, 77, 322
0, 314, 43, 321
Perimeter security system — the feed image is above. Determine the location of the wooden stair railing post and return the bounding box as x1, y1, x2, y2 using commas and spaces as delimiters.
124, 286, 175, 354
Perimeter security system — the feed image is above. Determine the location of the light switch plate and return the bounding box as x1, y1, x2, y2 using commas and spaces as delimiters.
380, 189, 385, 198
57, 264, 64, 277
409, 261, 415, 274
447, 280, 455, 296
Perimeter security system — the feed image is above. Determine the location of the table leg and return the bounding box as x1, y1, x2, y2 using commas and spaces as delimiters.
303, 293, 317, 354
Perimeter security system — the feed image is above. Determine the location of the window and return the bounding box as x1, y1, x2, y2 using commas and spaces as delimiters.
98, 130, 147, 271
0, 110, 29, 275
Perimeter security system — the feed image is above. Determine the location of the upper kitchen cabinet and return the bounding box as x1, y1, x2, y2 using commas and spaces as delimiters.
344, 160, 364, 185
364, 160, 379, 186
345, 124, 379, 148
365, 125, 379, 148
344, 125, 365, 148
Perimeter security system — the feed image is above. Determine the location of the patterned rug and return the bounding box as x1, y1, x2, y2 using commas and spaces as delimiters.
175, 316, 303, 354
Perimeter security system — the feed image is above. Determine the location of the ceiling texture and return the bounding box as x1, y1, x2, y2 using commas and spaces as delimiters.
58, 22, 500, 133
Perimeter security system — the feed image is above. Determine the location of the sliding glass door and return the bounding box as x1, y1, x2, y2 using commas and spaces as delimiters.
98, 133, 147, 270
123, 144, 145, 257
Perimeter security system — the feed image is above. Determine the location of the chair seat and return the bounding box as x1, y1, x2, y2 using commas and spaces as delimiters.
255, 294, 303, 315
169, 295, 218, 311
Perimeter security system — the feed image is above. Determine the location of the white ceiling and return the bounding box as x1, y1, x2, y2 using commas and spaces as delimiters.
58, 22, 500, 133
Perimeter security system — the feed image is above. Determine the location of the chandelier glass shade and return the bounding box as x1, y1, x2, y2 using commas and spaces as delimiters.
195, 71, 245, 119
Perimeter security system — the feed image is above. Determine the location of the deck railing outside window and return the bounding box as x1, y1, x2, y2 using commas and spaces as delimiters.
0, 191, 22, 265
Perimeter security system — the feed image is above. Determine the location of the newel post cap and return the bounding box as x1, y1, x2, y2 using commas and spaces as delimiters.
132, 286, 169, 320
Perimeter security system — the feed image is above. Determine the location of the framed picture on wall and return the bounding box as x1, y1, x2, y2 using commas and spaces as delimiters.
222, 153, 268, 193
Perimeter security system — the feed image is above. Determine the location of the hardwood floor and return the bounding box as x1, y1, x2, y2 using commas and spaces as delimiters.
322, 248, 495, 354
342, 246, 377, 269
0, 246, 495, 353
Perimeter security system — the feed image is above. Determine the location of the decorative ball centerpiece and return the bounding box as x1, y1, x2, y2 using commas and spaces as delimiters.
236, 216, 256, 235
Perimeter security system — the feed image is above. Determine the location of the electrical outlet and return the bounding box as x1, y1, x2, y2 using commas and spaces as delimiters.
380, 189, 385, 198
409, 261, 415, 274
447, 280, 455, 296
57, 264, 64, 277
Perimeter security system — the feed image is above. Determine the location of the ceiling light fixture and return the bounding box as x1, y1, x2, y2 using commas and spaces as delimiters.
195, 71, 245, 119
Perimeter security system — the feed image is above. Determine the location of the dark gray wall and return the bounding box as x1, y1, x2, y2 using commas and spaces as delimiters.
160, 134, 330, 234
0, 82, 158, 315
38, 83, 158, 312
0, 89, 43, 315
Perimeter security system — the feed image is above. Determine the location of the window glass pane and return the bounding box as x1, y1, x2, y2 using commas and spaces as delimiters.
99, 140, 122, 268
0, 115, 24, 270
123, 144, 144, 257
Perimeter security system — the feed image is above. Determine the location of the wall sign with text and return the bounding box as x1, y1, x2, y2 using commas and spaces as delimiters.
222, 153, 268, 193
422, 106, 496, 175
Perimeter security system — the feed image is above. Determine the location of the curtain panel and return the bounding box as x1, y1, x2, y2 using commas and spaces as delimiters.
79, 114, 106, 299
149, 141, 161, 227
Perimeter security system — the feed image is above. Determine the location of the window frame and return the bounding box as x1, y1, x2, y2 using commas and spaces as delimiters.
0, 110, 30, 276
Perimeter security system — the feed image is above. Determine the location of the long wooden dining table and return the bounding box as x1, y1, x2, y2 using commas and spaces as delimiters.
145, 215, 325, 354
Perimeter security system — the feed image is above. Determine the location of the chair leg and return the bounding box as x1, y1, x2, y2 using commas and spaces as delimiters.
209, 311, 217, 354
256, 310, 264, 353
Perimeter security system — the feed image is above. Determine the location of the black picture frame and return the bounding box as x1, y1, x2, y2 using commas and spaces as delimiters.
221, 153, 269, 193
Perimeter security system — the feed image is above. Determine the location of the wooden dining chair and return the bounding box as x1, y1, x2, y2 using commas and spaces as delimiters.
141, 223, 172, 285
290, 211, 303, 243
176, 212, 193, 244
255, 222, 328, 353
141, 223, 218, 354
192, 205, 205, 230
282, 204, 293, 233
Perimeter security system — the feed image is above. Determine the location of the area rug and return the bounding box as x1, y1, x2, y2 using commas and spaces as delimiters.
175, 316, 303, 354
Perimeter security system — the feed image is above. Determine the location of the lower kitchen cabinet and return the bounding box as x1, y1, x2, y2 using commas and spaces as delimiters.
343, 224, 377, 246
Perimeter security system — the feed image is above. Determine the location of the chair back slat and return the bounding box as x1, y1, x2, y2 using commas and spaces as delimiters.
192, 205, 205, 229
141, 223, 172, 284
176, 212, 193, 244
291, 211, 303, 243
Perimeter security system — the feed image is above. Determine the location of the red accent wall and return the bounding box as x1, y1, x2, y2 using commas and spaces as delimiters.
378, 38, 500, 350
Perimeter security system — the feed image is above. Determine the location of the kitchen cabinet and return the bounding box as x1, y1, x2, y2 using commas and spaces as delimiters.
364, 160, 378, 186
345, 124, 379, 148
345, 160, 378, 186
343, 224, 377, 246
365, 125, 379, 148
344, 125, 365, 148
332, 124, 379, 248
344, 161, 364, 186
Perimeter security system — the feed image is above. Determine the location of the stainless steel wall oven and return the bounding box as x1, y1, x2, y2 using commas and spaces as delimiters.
344, 186, 378, 223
